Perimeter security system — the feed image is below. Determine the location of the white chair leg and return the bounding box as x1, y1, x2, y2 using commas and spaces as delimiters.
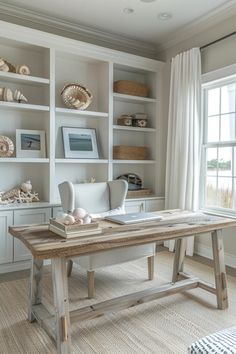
87, 270, 95, 298
147, 255, 154, 280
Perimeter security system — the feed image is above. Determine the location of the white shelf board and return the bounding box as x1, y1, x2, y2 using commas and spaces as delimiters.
113, 93, 157, 103
112, 160, 156, 164
55, 158, 108, 164
0, 71, 50, 85
0, 101, 49, 111
0, 158, 49, 163
56, 107, 108, 118
113, 125, 156, 132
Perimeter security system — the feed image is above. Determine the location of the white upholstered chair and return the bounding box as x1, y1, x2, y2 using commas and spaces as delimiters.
58, 180, 156, 298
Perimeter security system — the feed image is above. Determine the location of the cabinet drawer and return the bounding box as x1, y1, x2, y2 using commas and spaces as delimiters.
14, 208, 51, 262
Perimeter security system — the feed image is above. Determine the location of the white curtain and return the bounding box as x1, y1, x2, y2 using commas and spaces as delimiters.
164, 47, 202, 256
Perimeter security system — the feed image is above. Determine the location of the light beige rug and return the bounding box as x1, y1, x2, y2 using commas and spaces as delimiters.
0, 251, 236, 354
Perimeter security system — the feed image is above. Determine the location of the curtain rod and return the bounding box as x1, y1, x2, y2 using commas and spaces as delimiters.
200, 31, 236, 50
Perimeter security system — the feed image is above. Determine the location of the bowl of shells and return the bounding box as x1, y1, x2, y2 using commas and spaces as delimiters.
61, 83, 93, 110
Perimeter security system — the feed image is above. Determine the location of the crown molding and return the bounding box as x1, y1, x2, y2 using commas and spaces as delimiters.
156, 0, 236, 53
0, 2, 157, 59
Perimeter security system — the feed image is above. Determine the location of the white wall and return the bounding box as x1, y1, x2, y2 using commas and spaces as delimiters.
158, 14, 236, 265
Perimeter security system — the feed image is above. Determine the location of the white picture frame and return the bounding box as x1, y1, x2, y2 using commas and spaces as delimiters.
62, 127, 99, 159
16, 129, 46, 158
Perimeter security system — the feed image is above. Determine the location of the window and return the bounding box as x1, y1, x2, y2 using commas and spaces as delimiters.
202, 76, 236, 215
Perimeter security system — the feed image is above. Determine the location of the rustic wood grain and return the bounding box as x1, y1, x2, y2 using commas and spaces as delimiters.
211, 230, 228, 309
8, 211, 236, 260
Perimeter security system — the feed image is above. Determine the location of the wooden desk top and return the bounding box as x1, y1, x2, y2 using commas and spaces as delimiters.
8, 210, 236, 260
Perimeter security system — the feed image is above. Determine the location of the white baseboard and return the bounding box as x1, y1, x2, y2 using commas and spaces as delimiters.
194, 241, 236, 268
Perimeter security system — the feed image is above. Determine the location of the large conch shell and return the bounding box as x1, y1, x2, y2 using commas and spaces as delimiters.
61, 83, 92, 110
16, 64, 30, 76
0, 87, 27, 103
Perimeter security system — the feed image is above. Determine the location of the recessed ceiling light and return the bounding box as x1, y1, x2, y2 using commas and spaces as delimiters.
140, 0, 156, 2
158, 12, 172, 21
123, 8, 134, 14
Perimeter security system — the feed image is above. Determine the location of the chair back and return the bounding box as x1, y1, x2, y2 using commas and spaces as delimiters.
58, 180, 128, 214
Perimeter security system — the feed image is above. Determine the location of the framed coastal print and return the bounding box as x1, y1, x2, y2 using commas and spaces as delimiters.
62, 127, 99, 159
16, 129, 46, 158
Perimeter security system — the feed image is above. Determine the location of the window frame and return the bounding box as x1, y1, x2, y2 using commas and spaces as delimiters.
200, 65, 236, 217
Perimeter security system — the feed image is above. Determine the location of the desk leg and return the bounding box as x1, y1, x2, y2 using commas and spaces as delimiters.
28, 258, 43, 322
211, 230, 228, 310
172, 238, 187, 283
52, 257, 71, 354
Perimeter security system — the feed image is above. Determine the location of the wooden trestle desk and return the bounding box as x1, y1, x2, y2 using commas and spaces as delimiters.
9, 210, 236, 354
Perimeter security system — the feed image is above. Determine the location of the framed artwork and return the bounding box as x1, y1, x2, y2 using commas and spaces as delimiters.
16, 129, 46, 158
62, 127, 99, 159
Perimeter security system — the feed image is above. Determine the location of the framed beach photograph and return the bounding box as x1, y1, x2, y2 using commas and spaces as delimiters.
16, 129, 46, 158
62, 127, 99, 159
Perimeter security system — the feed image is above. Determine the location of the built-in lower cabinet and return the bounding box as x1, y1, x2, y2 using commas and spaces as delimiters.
125, 198, 164, 213
13, 208, 51, 261
0, 198, 164, 273
0, 211, 13, 264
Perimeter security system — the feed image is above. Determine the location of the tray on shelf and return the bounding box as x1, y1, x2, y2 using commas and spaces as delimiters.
49, 218, 101, 238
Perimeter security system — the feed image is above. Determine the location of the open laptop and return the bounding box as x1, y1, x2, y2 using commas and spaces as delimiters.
105, 212, 163, 225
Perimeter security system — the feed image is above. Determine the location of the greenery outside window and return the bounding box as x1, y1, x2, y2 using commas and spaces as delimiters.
202, 77, 236, 215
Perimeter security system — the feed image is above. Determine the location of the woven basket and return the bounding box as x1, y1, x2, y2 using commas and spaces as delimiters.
113, 145, 148, 160
113, 80, 149, 97
127, 188, 151, 197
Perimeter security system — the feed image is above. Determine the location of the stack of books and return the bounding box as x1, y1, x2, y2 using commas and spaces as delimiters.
49, 218, 101, 238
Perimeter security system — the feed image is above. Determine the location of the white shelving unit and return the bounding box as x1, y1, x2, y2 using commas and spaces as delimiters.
0, 20, 165, 272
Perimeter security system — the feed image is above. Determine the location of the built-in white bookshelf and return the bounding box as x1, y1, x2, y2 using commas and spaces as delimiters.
0, 20, 164, 205
0, 20, 165, 272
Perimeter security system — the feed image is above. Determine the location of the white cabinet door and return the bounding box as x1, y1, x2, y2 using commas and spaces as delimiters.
14, 208, 51, 261
145, 198, 165, 212
52, 206, 63, 218
0, 211, 13, 264
125, 200, 145, 213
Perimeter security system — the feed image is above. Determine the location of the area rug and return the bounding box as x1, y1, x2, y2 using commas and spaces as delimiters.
0, 251, 236, 354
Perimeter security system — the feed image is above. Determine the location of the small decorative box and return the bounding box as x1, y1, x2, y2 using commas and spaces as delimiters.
132, 118, 147, 128
117, 115, 133, 126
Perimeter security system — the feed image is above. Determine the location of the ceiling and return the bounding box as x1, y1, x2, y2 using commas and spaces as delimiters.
0, 0, 236, 56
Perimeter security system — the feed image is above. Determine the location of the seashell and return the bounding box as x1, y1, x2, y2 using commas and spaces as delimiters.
4, 60, 15, 73
67, 96, 82, 109
83, 214, 92, 224
15, 64, 30, 76
0, 136, 14, 157
13, 89, 27, 103
63, 214, 75, 225
1, 188, 20, 201
0, 63, 9, 72
72, 207, 87, 220
20, 180, 32, 193
0, 87, 14, 102
61, 83, 92, 110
